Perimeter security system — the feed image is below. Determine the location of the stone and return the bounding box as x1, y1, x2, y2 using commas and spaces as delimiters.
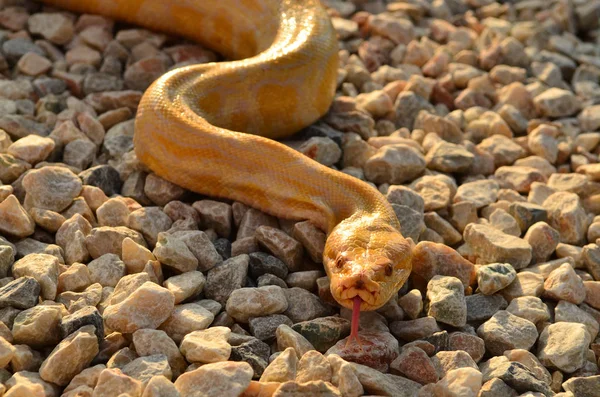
122, 354, 172, 386
482, 361, 551, 396
426, 141, 474, 173
229, 338, 270, 378
260, 347, 297, 382
505, 296, 550, 324
351, 362, 421, 397
4, 371, 58, 397
174, 361, 252, 397
390, 346, 438, 384
169, 230, 222, 272
398, 289, 423, 320
12, 305, 62, 348
433, 367, 482, 397
39, 325, 99, 386
466, 294, 508, 322
454, 179, 499, 209
554, 300, 599, 342
153, 232, 198, 273
426, 276, 466, 327
79, 165, 122, 197
22, 166, 82, 212
87, 254, 126, 288
275, 324, 314, 359
28, 12, 74, 44
533, 88, 580, 118
128, 207, 173, 247
60, 306, 104, 343
503, 349, 552, 386
0, 337, 15, 368
477, 263, 516, 295
0, 277, 40, 309
163, 271, 205, 304
449, 333, 485, 363
226, 286, 288, 323
142, 375, 179, 397
121, 237, 156, 273
85, 226, 146, 259
282, 287, 332, 323
132, 329, 186, 378
464, 224, 532, 269
205, 255, 249, 305
543, 192, 588, 244
11, 254, 58, 300
92, 368, 142, 397
543, 263, 585, 304
296, 350, 332, 383
412, 242, 475, 288
255, 226, 303, 272
248, 252, 288, 280
524, 222, 560, 264
364, 144, 426, 185
563, 376, 600, 397
477, 311, 538, 356
537, 322, 591, 373
7, 135, 54, 165
390, 316, 441, 341
292, 317, 351, 353
326, 331, 399, 372
159, 303, 215, 344
103, 281, 175, 333
0, 195, 35, 238
180, 327, 231, 364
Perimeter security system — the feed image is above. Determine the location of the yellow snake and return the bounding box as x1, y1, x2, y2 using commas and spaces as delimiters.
42, 0, 414, 340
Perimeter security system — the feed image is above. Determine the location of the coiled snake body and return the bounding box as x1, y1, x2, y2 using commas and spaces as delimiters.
42, 0, 414, 342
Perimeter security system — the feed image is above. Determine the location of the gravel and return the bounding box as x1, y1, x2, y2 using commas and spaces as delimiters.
0, 0, 599, 395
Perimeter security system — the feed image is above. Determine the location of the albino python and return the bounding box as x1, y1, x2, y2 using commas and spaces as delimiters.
42, 0, 414, 344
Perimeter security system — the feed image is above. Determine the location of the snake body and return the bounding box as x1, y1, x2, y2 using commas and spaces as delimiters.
42, 0, 413, 322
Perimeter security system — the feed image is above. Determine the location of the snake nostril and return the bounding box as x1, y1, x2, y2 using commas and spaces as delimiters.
355, 279, 364, 289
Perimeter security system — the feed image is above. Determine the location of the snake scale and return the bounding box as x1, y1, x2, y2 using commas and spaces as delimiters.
41, 0, 414, 343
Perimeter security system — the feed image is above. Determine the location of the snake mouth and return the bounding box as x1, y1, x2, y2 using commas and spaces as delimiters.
334, 277, 381, 310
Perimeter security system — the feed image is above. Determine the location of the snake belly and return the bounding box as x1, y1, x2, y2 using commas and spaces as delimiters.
40, 0, 414, 313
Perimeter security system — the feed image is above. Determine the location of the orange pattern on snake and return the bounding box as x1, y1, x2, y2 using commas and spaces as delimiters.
42, 0, 414, 340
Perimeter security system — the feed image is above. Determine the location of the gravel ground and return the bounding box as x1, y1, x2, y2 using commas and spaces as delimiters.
0, 0, 599, 395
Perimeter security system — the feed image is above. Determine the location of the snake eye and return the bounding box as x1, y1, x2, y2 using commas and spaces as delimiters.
385, 263, 393, 276
335, 256, 344, 269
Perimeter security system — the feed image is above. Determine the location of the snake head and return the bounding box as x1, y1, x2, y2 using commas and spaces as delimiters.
324, 213, 414, 311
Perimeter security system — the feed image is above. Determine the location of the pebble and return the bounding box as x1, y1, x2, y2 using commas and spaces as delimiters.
426, 276, 466, 327
554, 300, 599, 341
523, 222, 560, 264
0, 195, 35, 238
39, 325, 98, 386
542, 263, 586, 304
351, 362, 421, 397
275, 324, 314, 359
132, 328, 186, 377
92, 368, 142, 396
7, 135, 55, 165
260, 347, 297, 382
466, 294, 508, 322
22, 166, 82, 212
205, 255, 249, 305
255, 226, 303, 272
390, 346, 438, 384
537, 322, 591, 373
158, 303, 214, 344
477, 310, 538, 356
163, 271, 205, 304
180, 326, 231, 364
282, 287, 333, 323
477, 263, 516, 295
390, 316, 441, 341
454, 179, 499, 209
533, 88, 581, 117
292, 316, 350, 353
464, 223, 532, 269
103, 281, 175, 333
411, 241, 475, 288
12, 305, 62, 348
296, 350, 332, 383
225, 286, 288, 323
364, 144, 426, 184
326, 330, 399, 372
0, 276, 40, 309
543, 192, 588, 244
85, 226, 146, 259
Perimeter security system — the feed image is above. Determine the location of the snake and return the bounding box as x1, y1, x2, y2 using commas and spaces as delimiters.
41, 0, 414, 343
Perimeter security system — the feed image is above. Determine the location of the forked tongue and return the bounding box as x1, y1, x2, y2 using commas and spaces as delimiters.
344, 295, 364, 350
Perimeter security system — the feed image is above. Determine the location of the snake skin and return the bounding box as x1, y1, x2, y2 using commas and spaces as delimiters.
41, 0, 413, 312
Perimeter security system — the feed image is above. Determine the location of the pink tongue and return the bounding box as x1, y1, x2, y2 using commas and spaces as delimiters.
351, 296, 361, 338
